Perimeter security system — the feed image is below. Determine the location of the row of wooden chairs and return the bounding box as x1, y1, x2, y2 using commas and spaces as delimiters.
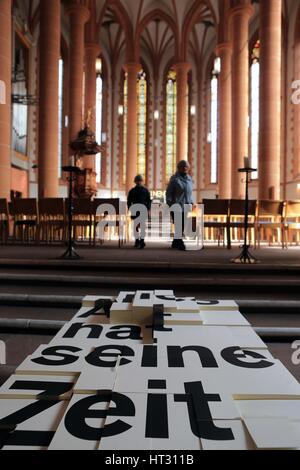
1, 197, 300, 248
0, 198, 127, 247
202, 199, 300, 249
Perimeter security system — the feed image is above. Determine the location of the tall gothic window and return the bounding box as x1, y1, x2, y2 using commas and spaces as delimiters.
210, 60, 219, 185
58, 58, 64, 178
12, 36, 28, 156
250, 39, 260, 180
123, 69, 148, 184
166, 69, 177, 181
137, 70, 147, 178
96, 59, 103, 184
123, 74, 128, 185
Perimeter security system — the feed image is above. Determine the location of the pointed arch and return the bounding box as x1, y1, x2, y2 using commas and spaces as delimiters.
181, 0, 217, 61
136, 9, 179, 61
100, 0, 135, 62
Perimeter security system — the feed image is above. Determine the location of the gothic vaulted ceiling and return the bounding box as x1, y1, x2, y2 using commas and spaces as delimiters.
96, 0, 219, 74
14, 0, 292, 75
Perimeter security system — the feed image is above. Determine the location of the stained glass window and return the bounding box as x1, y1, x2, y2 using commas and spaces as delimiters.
250, 39, 260, 180
58, 58, 64, 178
123, 69, 147, 185
123, 74, 128, 185
137, 71, 147, 177
210, 72, 218, 184
12, 36, 28, 156
96, 59, 103, 184
166, 70, 177, 181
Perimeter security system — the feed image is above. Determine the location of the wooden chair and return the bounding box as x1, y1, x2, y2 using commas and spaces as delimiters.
229, 199, 257, 247
256, 200, 285, 248
283, 201, 300, 247
0, 199, 9, 244
94, 198, 126, 248
202, 199, 230, 248
37, 199, 65, 244
72, 199, 94, 245
11, 198, 38, 243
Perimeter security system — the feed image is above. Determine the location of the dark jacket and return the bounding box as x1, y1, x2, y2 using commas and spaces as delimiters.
127, 186, 152, 211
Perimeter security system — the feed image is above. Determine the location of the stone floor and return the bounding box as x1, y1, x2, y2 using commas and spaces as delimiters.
0, 243, 299, 266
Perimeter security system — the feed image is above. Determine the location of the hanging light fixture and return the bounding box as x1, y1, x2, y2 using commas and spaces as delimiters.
95, 58, 102, 76
213, 57, 221, 76
154, 109, 160, 120
190, 105, 196, 116
154, 94, 160, 120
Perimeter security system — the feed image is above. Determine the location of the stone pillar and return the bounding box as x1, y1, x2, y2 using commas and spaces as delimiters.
174, 62, 191, 163
38, 0, 60, 198
259, 0, 282, 200
230, 2, 253, 198
124, 62, 140, 192
66, 3, 90, 142
0, 0, 12, 200
216, 43, 232, 199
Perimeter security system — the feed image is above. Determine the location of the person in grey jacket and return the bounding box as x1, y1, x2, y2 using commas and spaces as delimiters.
166, 160, 194, 251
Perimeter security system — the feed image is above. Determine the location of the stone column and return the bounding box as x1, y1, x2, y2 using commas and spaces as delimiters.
230, 2, 253, 198
0, 0, 12, 200
259, 0, 282, 200
66, 3, 90, 142
124, 62, 140, 192
38, 0, 60, 198
174, 62, 191, 163
216, 43, 232, 199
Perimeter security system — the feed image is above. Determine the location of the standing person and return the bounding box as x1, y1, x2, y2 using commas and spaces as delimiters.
127, 175, 151, 249
166, 160, 194, 251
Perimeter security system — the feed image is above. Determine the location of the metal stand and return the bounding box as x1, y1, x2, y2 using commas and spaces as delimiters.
59, 166, 81, 260
232, 166, 259, 264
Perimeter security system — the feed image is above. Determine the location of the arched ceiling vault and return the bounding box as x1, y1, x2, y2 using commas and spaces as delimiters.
97, 0, 218, 66
14, 0, 292, 77
13, 0, 39, 36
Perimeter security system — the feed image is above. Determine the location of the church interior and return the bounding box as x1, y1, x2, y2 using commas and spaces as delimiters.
1, 0, 300, 451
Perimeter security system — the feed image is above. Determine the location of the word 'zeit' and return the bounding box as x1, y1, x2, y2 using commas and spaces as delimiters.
0, 379, 243, 443
60, 380, 239, 441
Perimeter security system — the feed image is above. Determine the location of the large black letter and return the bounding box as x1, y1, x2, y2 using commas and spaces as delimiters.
86, 345, 135, 368
62, 323, 103, 339
78, 299, 113, 318
65, 393, 135, 441
221, 347, 274, 369
106, 325, 142, 341
174, 381, 234, 441
32, 346, 81, 366
146, 381, 168, 438
0, 381, 74, 448
141, 346, 158, 368
168, 346, 218, 368
196, 300, 219, 306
